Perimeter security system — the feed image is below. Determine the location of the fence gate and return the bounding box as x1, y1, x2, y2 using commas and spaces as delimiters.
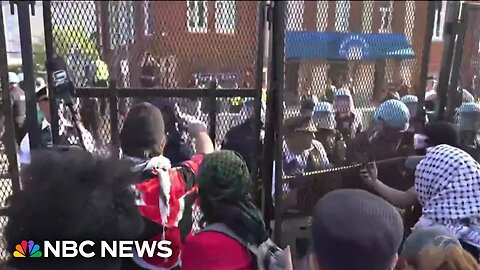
267, 0, 436, 259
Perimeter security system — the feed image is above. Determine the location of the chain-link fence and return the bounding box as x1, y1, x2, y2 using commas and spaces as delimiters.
272, 0, 434, 258
0, 80, 12, 261
45, 0, 266, 169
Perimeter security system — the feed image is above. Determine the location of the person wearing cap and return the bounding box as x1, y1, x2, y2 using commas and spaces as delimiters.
8, 72, 26, 144
222, 99, 264, 172
346, 99, 410, 163
346, 100, 411, 190
119, 102, 214, 270
309, 189, 404, 270
282, 115, 330, 177
312, 102, 346, 166
456, 102, 480, 161
361, 144, 480, 257
333, 88, 362, 141
398, 226, 479, 269
17, 85, 53, 165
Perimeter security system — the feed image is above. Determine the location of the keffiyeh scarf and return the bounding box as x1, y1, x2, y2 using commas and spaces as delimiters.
414, 144, 480, 248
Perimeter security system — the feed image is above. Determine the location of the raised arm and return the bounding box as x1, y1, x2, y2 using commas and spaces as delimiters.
360, 162, 417, 209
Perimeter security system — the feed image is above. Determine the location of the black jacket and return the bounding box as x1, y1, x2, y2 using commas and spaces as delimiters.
222, 118, 262, 172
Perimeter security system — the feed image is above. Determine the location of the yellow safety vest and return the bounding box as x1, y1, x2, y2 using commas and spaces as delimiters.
231, 97, 244, 106
95, 59, 109, 81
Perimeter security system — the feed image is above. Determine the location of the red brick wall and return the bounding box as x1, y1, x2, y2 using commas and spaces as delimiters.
143, 1, 260, 88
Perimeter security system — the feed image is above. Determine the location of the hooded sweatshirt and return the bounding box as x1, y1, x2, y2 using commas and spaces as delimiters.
125, 154, 204, 269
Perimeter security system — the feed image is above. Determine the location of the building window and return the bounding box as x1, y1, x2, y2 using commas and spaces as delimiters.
361, 1, 374, 33
335, 1, 350, 33
379, 1, 393, 33
215, 1, 236, 34
144, 1, 154, 36
286, 1, 304, 31
187, 0, 208, 33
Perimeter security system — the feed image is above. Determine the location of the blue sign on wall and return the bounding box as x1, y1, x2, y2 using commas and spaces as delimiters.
286, 32, 415, 61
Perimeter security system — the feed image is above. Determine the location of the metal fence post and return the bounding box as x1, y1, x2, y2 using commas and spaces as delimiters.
0, 7, 20, 193
252, 1, 267, 190
446, 2, 469, 120
108, 80, 120, 158
271, 0, 286, 244
16, 1, 41, 149
436, 1, 461, 120
207, 81, 217, 142
416, 1, 436, 122
42, 0, 60, 144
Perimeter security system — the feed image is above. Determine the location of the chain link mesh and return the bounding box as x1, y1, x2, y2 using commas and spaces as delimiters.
48, 1, 261, 155
0, 78, 13, 260
279, 1, 431, 231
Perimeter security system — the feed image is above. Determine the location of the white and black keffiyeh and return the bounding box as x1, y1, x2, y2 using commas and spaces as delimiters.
415, 144, 480, 247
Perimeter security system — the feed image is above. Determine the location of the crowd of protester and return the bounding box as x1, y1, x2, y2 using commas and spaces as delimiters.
2, 70, 480, 270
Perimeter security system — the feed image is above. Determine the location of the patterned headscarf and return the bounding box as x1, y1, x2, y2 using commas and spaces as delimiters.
197, 150, 268, 245
415, 144, 480, 247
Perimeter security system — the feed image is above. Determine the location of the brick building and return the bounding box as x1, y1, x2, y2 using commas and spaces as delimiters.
92, 1, 431, 105
96, 1, 261, 89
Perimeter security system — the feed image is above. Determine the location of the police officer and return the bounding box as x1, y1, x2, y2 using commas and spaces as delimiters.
457, 102, 480, 161
347, 99, 411, 190
8, 72, 26, 144
282, 116, 330, 177
333, 88, 362, 141
346, 99, 410, 164
312, 102, 346, 166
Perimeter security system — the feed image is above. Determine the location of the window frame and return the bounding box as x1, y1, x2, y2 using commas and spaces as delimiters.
378, 1, 393, 34
214, 0, 237, 34
187, 0, 208, 33
144, 1, 154, 36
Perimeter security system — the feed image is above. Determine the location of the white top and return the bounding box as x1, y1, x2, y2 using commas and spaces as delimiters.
18, 119, 50, 165
271, 140, 330, 198
17, 118, 95, 165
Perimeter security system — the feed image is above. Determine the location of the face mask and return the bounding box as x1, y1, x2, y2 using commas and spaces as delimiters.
413, 133, 429, 150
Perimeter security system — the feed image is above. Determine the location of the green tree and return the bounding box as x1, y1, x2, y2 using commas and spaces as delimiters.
52, 23, 99, 59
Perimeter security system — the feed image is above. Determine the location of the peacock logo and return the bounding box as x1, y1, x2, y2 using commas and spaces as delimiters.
13, 240, 43, 258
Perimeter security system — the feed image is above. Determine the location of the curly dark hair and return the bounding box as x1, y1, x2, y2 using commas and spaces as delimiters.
2, 147, 144, 270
